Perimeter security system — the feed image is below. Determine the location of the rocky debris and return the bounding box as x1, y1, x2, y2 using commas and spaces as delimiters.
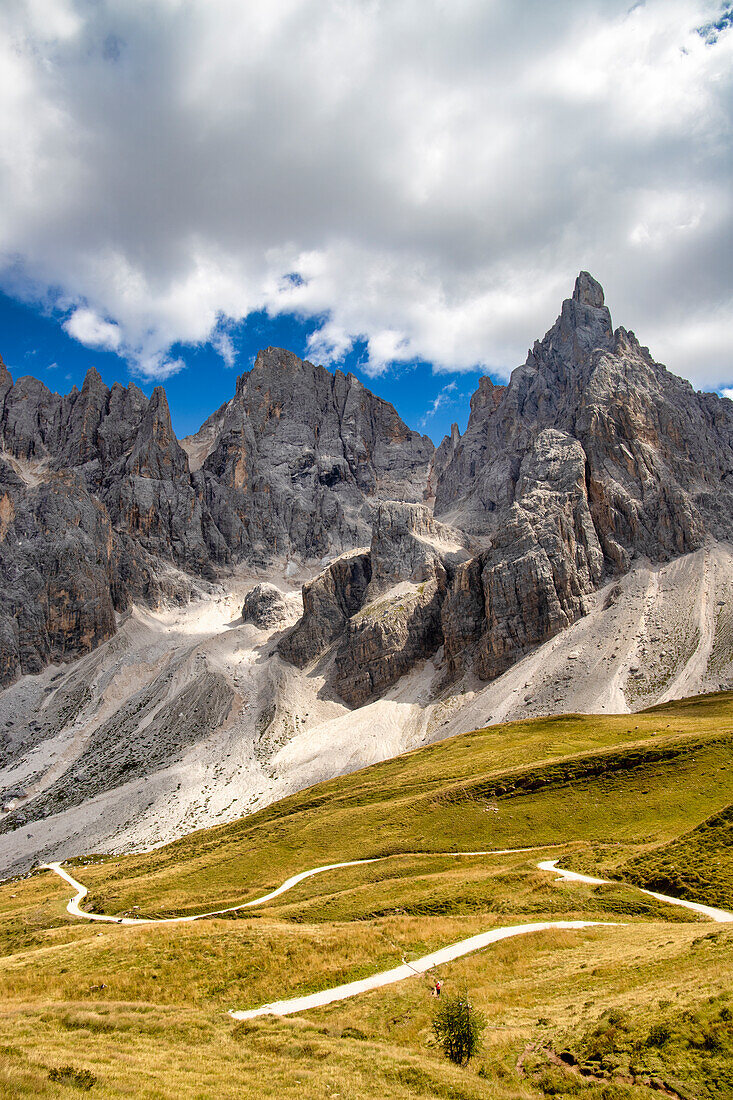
241, 583, 289, 629
0, 662, 234, 830
278, 549, 372, 668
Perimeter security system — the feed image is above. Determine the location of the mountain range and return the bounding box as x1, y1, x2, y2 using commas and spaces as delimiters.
1, 272, 732, 875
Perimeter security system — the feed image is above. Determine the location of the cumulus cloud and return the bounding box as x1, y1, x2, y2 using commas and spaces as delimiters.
0, 0, 731, 387
63, 307, 121, 352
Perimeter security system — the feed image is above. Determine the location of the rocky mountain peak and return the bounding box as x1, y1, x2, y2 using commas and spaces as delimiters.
148, 385, 174, 427
80, 366, 106, 395
470, 375, 506, 414
573, 270, 605, 308
434, 273, 733, 570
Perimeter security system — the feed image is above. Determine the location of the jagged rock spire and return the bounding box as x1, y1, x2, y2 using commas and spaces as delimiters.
573, 271, 605, 308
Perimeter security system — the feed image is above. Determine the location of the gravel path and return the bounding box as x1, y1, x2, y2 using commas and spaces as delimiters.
43, 849, 733, 1021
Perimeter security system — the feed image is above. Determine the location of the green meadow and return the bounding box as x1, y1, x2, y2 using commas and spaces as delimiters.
1, 692, 732, 1098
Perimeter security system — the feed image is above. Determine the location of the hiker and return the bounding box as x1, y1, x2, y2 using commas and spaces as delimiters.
432, 979, 442, 997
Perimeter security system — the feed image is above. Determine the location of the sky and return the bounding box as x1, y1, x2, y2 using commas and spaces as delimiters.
0, 0, 731, 443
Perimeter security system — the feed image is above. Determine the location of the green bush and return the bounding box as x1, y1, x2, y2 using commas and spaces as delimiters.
48, 1065, 96, 1090
432, 993, 485, 1065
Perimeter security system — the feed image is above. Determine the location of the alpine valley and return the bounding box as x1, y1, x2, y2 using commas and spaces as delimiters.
2, 273, 733, 877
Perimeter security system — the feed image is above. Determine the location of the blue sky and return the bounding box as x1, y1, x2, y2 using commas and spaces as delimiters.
0, 290, 484, 444
0, 1, 731, 436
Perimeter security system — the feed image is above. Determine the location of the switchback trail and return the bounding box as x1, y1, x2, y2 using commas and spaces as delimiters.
42, 850, 733, 1021
42, 847, 548, 926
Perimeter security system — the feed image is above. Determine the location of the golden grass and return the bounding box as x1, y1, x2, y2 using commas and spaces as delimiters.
1, 692, 732, 1097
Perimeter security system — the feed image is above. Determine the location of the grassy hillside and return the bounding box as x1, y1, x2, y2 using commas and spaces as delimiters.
66, 691, 733, 917
0, 692, 732, 1098
621, 802, 733, 909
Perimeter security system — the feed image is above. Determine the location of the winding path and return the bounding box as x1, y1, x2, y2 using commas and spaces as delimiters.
537, 859, 733, 923
41, 847, 546, 926
42, 849, 733, 1021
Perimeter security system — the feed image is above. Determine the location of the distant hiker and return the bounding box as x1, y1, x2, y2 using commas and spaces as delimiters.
432, 979, 442, 997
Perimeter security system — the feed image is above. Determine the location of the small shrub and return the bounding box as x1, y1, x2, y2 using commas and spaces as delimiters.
340, 1026, 367, 1040
645, 1022, 671, 1047
432, 993, 485, 1065
533, 1065, 582, 1094
48, 1065, 96, 1090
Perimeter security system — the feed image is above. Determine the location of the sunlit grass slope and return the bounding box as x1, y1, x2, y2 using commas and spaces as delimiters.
72, 690, 733, 917
0, 692, 731, 1098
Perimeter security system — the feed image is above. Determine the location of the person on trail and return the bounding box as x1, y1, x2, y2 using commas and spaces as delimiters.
432, 979, 442, 997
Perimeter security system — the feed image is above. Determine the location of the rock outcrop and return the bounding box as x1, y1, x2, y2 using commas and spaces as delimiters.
433, 272, 733, 566
241, 583, 289, 629
331, 564, 448, 706
3, 271, 733, 705
0, 350, 432, 686
368, 500, 470, 594
188, 347, 434, 566
280, 272, 733, 696
278, 549, 372, 668
279, 500, 468, 703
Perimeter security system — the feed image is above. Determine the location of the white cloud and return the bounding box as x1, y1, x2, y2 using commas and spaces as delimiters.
420, 381, 458, 427
0, 0, 730, 387
211, 325, 236, 368
63, 307, 121, 351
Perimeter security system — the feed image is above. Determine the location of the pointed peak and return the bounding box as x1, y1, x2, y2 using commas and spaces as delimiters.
80, 366, 106, 393
149, 385, 170, 412
572, 271, 605, 309
253, 346, 307, 373
144, 385, 174, 433
127, 381, 148, 402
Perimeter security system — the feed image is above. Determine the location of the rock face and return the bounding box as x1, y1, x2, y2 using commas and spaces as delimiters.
0, 365, 209, 687
279, 500, 468, 703
331, 564, 448, 706
0, 463, 118, 686
186, 347, 434, 566
0, 351, 431, 687
278, 550, 372, 668
434, 272, 733, 565
368, 500, 469, 593
439, 427, 604, 682
241, 583, 288, 629
2, 271, 733, 708
277, 272, 733, 698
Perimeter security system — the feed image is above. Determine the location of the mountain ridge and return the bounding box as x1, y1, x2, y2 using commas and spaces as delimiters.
2, 272, 733, 875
